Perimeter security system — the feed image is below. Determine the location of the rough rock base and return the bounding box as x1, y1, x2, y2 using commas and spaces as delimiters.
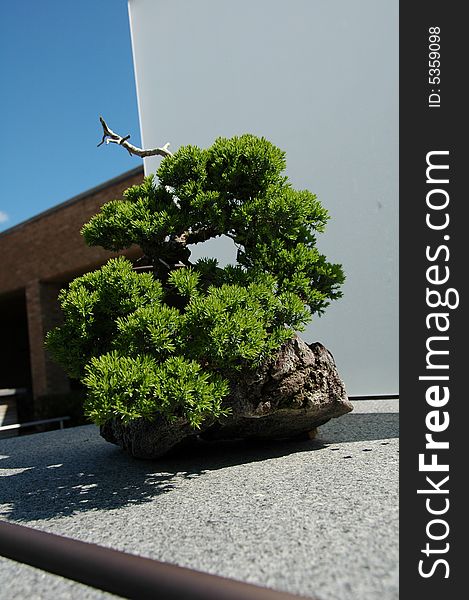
100, 335, 353, 458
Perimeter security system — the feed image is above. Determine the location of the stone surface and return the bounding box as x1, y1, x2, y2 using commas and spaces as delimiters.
101, 335, 353, 459
0, 398, 399, 600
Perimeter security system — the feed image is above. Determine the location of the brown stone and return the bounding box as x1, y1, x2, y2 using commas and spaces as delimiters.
100, 415, 200, 460
100, 335, 353, 459
201, 335, 352, 441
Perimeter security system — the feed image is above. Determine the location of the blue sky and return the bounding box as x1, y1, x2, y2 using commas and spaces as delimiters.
0, 0, 141, 232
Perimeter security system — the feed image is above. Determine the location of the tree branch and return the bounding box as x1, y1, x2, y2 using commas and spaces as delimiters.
97, 116, 173, 158
174, 226, 221, 246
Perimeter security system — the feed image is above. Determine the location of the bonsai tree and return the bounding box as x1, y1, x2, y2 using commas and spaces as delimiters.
46, 123, 350, 457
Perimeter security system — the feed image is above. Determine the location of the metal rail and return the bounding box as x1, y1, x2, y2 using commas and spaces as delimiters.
0, 521, 308, 600
0, 388, 28, 397
0, 416, 70, 432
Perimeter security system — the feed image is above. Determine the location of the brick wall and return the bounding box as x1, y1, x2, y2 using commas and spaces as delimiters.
0, 167, 144, 294
0, 167, 144, 404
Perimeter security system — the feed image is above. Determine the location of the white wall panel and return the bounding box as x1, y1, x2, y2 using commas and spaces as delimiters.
128, 0, 398, 395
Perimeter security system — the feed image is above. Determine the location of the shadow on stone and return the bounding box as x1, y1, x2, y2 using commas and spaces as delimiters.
0, 429, 323, 523
0, 410, 396, 523
319, 412, 399, 444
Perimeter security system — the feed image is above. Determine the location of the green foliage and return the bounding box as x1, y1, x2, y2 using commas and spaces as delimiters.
167, 267, 201, 298
82, 353, 229, 428
47, 134, 345, 429
181, 282, 302, 369
114, 304, 182, 359
46, 257, 163, 378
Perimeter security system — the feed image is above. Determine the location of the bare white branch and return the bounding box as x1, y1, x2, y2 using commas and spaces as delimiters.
97, 116, 173, 158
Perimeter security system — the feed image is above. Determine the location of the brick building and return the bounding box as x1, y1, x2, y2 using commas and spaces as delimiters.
0, 166, 144, 419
